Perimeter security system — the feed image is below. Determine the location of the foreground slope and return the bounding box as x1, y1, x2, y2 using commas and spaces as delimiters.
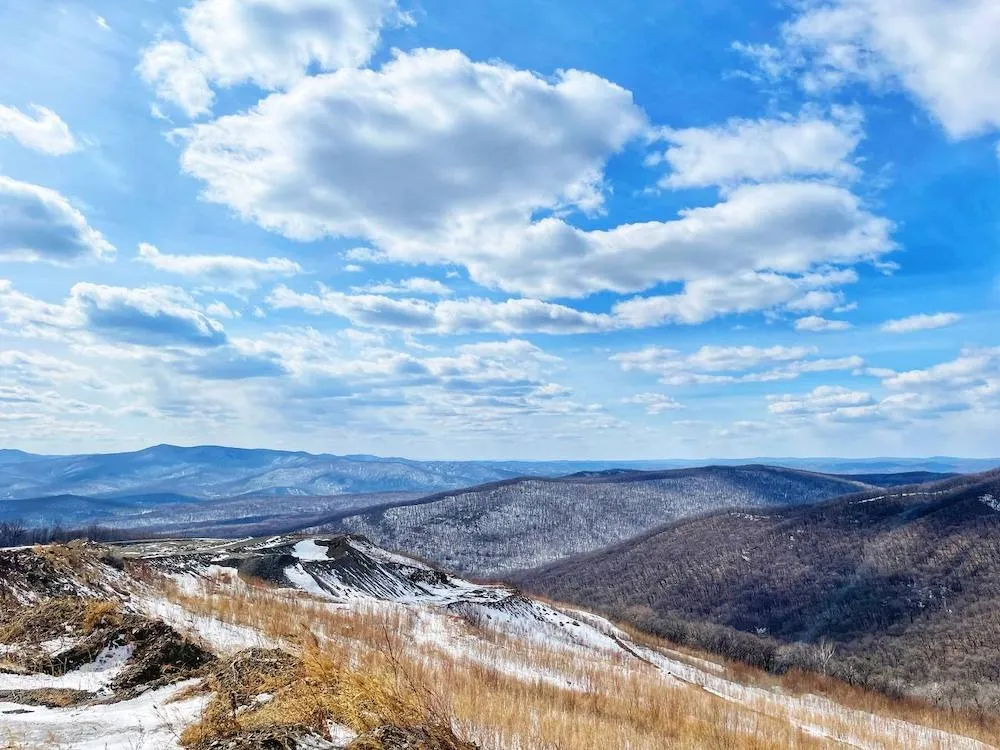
516, 471, 1000, 711
330, 465, 873, 575
2, 536, 995, 749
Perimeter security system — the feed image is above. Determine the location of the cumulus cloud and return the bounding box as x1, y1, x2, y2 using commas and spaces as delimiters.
137, 41, 217, 118
267, 285, 616, 334
0, 104, 78, 155
794, 315, 852, 332
612, 269, 858, 327
139, 0, 411, 116
768, 385, 874, 416
0, 279, 227, 348
767, 385, 875, 421
878, 348, 1000, 392
137, 242, 301, 290
622, 393, 683, 414
68, 283, 228, 347
177, 48, 646, 247
785, 289, 847, 313
767, 380, 974, 425
178, 49, 891, 304
354, 278, 452, 296
616, 344, 814, 374
613, 344, 863, 385
880, 312, 961, 333
652, 107, 863, 188
0, 177, 114, 263
178, 343, 287, 379
170, 41, 892, 326
739, 0, 1000, 139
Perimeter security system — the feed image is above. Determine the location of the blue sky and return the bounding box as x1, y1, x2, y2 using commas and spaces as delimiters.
0, 0, 998, 459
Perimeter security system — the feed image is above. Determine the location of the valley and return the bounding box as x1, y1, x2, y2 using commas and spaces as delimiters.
515, 471, 1000, 714
2, 449, 1000, 748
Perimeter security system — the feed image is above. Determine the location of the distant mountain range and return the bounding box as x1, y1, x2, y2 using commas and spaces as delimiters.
514, 470, 1000, 710
0, 443, 994, 531
1, 444, 994, 500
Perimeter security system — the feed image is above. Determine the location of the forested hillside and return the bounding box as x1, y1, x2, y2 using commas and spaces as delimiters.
516, 471, 1000, 711
332, 465, 872, 575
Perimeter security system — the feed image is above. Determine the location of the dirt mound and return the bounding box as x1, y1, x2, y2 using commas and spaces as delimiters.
0, 687, 91, 707
0, 598, 215, 702
0, 544, 130, 605
0, 599, 125, 675
180, 647, 478, 750
111, 618, 217, 698
346, 726, 477, 750
203, 648, 302, 704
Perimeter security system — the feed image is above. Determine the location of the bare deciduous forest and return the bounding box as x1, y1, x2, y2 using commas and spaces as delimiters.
515, 471, 1000, 712
331, 465, 871, 574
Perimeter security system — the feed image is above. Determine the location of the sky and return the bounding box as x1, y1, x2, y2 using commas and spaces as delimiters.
0, 0, 998, 460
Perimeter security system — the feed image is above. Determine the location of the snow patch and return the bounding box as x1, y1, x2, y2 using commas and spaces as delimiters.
0, 679, 207, 750
285, 564, 334, 599
293, 539, 330, 561
0, 643, 134, 693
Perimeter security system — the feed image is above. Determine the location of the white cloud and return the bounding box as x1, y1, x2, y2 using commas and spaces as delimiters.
178, 48, 646, 249
653, 107, 862, 188
767, 376, 978, 425
880, 311, 961, 333
0, 104, 78, 155
0, 350, 101, 389
745, 0, 1000, 139
355, 278, 452, 296
139, 0, 409, 116
267, 285, 616, 334
794, 315, 852, 332
0, 177, 114, 263
137, 242, 301, 290
612, 269, 857, 327
879, 348, 999, 391
172, 41, 892, 325
179, 48, 891, 303
0, 279, 227, 347
613, 344, 863, 386
786, 289, 847, 313
344, 247, 388, 263
68, 283, 228, 347
768, 385, 875, 415
137, 41, 215, 118
615, 344, 805, 376
206, 301, 240, 318
622, 393, 683, 414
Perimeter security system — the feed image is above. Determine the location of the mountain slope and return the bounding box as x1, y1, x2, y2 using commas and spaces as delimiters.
0, 444, 526, 501
515, 471, 1000, 711
1, 536, 994, 749
331, 465, 875, 575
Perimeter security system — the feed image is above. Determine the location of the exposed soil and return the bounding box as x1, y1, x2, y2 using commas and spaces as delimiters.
0, 687, 92, 707
190, 726, 339, 750
346, 726, 478, 750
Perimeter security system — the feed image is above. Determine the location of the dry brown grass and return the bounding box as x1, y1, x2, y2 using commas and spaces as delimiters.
179, 635, 465, 748
619, 624, 1000, 747
154, 578, 871, 749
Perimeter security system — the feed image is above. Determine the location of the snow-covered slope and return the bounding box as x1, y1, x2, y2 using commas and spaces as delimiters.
0, 536, 995, 749
331, 465, 875, 575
